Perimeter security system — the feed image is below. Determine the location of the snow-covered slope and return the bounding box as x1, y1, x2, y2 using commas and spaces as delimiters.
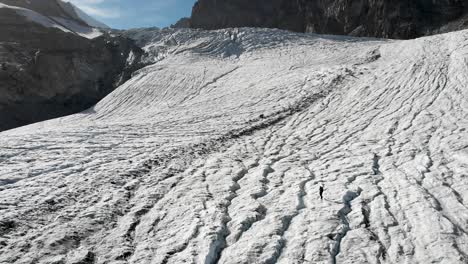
0, 28, 467, 264
0, 0, 106, 39
0, 3, 72, 33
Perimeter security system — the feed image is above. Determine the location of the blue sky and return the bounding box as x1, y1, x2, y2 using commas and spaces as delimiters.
66, 0, 197, 29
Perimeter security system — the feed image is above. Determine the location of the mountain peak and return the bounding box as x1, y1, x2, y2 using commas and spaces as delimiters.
0, 0, 109, 39
61, 0, 110, 29
0, 0, 108, 29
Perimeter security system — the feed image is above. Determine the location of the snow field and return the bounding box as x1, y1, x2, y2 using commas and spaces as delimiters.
0, 28, 467, 263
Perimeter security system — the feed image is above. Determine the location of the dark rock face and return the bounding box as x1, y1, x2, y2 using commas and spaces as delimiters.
191, 0, 304, 32
190, 0, 468, 39
1, 0, 78, 19
0, 0, 110, 27
0, 9, 144, 131
171, 17, 191, 28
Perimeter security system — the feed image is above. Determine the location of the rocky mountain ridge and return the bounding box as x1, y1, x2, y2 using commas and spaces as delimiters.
0, 0, 143, 131
0, 0, 109, 29
188, 0, 468, 39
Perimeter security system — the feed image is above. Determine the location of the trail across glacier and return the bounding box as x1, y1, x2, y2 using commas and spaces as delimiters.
0, 28, 467, 264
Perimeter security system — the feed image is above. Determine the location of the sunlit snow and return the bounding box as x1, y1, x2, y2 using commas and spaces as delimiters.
0, 28, 467, 264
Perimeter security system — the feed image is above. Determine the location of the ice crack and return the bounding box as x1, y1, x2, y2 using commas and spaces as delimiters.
330, 188, 362, 264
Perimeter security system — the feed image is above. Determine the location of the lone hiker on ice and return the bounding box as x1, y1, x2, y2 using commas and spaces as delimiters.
319, 185, 324, 200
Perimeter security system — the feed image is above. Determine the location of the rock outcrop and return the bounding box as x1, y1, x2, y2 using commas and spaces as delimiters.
190, 0, 468, 39
0, 1, 143, 131
171, 17, 191, 29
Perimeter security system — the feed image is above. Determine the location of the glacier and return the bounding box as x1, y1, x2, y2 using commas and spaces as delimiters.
0, 28, 467, 264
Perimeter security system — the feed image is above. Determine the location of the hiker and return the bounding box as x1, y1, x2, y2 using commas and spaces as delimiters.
319, 185, 324, 200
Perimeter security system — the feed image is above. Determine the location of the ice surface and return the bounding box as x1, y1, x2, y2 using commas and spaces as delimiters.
0, 28, 467, 263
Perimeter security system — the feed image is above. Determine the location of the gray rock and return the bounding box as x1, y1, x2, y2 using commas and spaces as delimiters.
0, 8, 144, 131
189, 0, 468, 39
171, 17, 191, 28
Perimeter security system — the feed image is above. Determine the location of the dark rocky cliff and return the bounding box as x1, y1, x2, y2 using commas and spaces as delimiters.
189, 0, 468, 39
0, 7, 144, 131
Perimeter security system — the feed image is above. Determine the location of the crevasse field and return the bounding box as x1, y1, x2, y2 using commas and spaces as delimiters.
0, 28, 467, 264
